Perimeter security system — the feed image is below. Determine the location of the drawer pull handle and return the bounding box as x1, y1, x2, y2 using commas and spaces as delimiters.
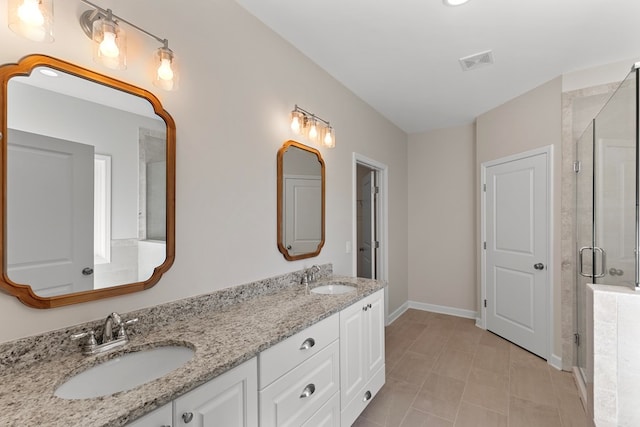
363, 390, 372, 402
182, 412, 194, 423
300, 338, 315, 350
300, 383, 316, 398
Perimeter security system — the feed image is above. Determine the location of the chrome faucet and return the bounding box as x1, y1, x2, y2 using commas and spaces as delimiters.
72, 312, 138, 355
302, 265, 321, 288
103, 312, 122, 343
309, 265, 320, 282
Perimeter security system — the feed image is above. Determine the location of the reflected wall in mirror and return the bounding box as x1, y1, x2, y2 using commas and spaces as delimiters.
0, 55, 176, 308
277, 140, 325, 260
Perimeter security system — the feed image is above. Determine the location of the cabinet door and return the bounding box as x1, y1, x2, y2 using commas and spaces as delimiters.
174, 358, 258, 427
339, 297, 366, 407
127, 402, 172, 427
365, 290, 385, 379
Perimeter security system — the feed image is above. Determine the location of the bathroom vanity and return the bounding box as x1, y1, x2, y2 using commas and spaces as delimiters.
0, 270, 385, 426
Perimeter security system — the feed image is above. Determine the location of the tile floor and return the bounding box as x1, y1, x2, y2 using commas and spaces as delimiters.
354, 309, 588, 427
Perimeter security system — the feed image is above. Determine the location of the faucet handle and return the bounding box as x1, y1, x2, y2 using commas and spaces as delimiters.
117, 317, 139, 340
71, 330, 97, 350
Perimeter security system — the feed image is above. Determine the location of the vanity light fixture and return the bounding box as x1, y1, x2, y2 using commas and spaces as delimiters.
7, 0, 54, 42
443, 0, 470, 5
290, 105, 336, 148
79, 0, 178, 90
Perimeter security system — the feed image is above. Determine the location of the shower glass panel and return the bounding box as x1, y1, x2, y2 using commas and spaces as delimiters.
574, 68, 638, 387
593, 73, 637, 287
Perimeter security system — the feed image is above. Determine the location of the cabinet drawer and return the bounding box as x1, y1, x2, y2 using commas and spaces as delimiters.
259, 313, 338, 388
301, 391, 340, 427
260, 340, 340, 427
341, 364, 385, 427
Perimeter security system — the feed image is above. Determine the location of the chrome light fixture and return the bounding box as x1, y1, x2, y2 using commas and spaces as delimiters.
79, 0, 178, 90
7, 0, 54, 42
290, 105, 335, 148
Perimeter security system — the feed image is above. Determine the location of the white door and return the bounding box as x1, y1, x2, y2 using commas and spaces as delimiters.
7, 129, 94, 296
284, 175, 322, 255
358, 171, 376, 278
485, 151, 549, 358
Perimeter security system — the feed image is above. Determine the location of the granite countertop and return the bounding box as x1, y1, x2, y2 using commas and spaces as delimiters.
0, 276, 384, 427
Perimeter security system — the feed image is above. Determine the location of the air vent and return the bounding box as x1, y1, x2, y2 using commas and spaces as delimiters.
459, 50, 494, 71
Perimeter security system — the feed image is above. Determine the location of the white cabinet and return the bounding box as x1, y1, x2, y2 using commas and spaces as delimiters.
127, 358, 258, 427
259, 313, 340, 427
174, 358, 258, 427
340, 289, 385, 427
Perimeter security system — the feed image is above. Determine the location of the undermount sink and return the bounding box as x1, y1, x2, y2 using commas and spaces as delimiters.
310, 283, 356, 295
54, 345, 195, 399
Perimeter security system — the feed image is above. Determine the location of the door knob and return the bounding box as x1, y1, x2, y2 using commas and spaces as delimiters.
534, 263, 544, 270
82, 267, 94, 276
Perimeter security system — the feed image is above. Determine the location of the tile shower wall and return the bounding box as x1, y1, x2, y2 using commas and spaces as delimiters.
588, 284, 640, 426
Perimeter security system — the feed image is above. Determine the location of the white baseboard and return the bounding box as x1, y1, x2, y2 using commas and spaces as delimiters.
387, 301, 409, 325
408, 301, 477, 320
548, 353, 563, 370
475, 317, 486, 330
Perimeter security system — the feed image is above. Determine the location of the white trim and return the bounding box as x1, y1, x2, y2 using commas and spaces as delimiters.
480, 145, 554, 361
387, 301, 409, 325
408, 301, 477, 320
549, 353, 563, 370
353, 153, 390, 323
475, 317, 485, 329
94, 154, 112, 265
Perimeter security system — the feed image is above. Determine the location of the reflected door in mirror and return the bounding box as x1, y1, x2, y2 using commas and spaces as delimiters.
8, 130, 94, 296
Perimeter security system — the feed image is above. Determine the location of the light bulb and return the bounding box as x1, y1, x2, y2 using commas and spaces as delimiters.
157, 58, 174, 81
324, 129, 333, 146
309, 121, 318, 139
99, 31, 120, 58
291, 115, 300, 133
18, 0, 44, 26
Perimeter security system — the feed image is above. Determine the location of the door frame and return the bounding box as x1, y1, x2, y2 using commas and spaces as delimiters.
479, 145, 554, 362
353, 153, 389, 324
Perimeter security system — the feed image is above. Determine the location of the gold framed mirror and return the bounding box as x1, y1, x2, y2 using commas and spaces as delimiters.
0, 54, 176, 308
277, 140, 325, 261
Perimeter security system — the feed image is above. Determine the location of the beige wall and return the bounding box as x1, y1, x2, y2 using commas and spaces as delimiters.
407, 124, 476, 313
0, 0, 408, 343
476, 77, 563, 358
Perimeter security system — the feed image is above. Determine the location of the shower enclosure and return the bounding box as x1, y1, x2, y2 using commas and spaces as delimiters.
574, 66, 640, 387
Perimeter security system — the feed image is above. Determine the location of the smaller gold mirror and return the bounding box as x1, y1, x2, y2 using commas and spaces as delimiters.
277, 140, 325, 260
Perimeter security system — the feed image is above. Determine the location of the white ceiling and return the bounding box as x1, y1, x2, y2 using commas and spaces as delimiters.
234, 0, 640, 134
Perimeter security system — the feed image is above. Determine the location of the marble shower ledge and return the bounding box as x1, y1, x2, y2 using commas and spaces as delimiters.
0, 267, 385, 427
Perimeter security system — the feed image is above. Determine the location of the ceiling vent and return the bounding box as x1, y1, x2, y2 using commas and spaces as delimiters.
459, 50, 494, 71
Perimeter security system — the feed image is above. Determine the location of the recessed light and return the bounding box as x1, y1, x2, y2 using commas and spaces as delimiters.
39, 68, 59, 77
443, 0, 470, 6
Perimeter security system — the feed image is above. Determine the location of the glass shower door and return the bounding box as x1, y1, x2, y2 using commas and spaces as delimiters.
574, 69, 638, 385
593, 71, 637, 288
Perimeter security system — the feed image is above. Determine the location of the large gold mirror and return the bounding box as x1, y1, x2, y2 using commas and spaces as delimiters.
277, 140, 325, 260
0, 55, 176, 308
